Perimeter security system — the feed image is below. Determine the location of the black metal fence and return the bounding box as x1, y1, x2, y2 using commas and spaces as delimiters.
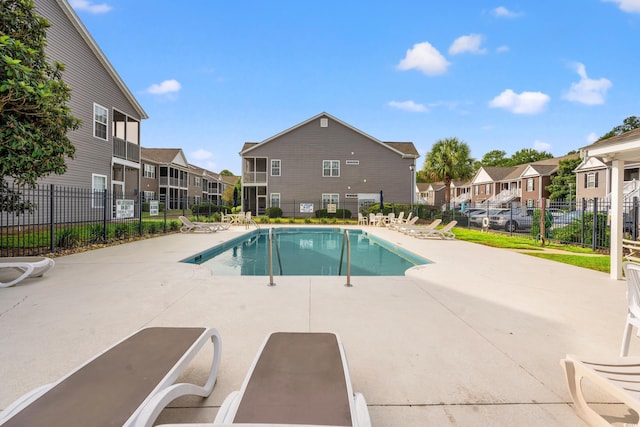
443, 197, 640, 251
3, 182, 635, 255
0, 184, 186, 257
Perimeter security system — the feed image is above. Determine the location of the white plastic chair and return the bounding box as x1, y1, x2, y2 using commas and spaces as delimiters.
357, 213, 367, 226
621, 262, 640, 356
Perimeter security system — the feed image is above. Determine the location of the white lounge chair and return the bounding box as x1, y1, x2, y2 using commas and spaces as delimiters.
621, 262, 640, 356
413, 220, 457, 240
0, 256, 55, 288
561, 354, 640, 427
210, 332, 371, 427
392, 216, 418, 231
403, 219, 442, 236
179, 216, 218, 233
0, 327, 222, 427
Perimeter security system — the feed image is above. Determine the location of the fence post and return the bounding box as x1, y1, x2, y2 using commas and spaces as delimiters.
49, 184, 55, 253
138, 191, 143, 236
633, 197, 639, 241
592, 197, 598, 251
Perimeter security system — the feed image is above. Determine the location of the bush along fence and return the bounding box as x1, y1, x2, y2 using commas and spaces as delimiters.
0, 184, 194, 257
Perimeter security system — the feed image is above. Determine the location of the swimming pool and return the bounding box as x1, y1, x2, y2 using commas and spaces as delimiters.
182, 227, 431, 276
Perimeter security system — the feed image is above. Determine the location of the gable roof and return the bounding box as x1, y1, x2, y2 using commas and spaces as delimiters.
581, 128, 640, 161
51, 0, 148, 120
240, 112, 419, 158
141, 148, 188, 167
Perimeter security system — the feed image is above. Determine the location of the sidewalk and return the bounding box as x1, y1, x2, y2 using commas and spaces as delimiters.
0, 225, 633, 426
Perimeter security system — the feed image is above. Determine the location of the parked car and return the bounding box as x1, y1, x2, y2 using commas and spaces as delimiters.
553, 210, 637, 233
490, 208, 563, 232
469, 208, 509, 227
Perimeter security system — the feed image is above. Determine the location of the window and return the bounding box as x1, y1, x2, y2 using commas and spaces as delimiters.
322, 193, 339, 208
92, 174, 107, 208
194, 177, 201, 187
323, 160, 340, 177
485, 184, 490, 195
270, 193, 280, 208
271, 159, 281, 176
586, 172, 598, 188
93, 103, 108, 140
474, 186, 479, 196
143, 164, 156, 179
143, 191, 155, 202
526, 178, 534, 192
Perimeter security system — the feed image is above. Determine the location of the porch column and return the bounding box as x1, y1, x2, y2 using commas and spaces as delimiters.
610, 159, 624, 280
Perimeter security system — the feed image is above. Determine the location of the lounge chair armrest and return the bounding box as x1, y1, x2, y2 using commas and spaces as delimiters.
354, 392, 372, 427
0, 383, 53, 422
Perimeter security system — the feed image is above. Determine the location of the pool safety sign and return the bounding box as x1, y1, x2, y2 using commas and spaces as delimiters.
116, 199, 135, 218
149, 200, 159, 216
300, 203, 314, 213
327, 203, 337, 213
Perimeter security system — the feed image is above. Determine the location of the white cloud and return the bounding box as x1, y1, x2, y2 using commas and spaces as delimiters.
533, 140, 552, 151
189, 149, 217, 171
147, 79, 181, 95
449, 34, 487, 55
489, 89, 550, 114
603, 0, 640, 13
492, 6, 522, 17
562, 63, 612, 105
587, 132, 599, 143
496, 45, 510, 53
396, 42, 450, 76
69, 0, 111, 13
388, 100, 428, 113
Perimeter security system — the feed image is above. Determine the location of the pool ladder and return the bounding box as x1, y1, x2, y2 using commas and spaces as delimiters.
339, 229, 352, 287
268, 228, 282, 286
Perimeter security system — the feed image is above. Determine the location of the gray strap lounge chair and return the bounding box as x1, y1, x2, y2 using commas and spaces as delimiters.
210, 332, 371, 427
0, 327, 222, 427
0, 256, 55, 288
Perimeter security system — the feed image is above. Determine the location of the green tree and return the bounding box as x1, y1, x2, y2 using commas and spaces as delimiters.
598, 116, 640, 140
423, 137, 474, 207
479, 149, 510, 167
547, 157, 581, 203
509, 148, 553, 165
219, 169, 235, 176
1, 0, 80, 213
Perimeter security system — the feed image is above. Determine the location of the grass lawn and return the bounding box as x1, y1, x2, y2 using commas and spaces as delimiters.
452, 227, 610, 273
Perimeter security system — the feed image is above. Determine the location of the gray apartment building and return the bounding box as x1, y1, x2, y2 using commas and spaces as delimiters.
240, 113, 419, 216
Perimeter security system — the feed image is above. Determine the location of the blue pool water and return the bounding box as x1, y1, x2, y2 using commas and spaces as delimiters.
182, 228, 430, 276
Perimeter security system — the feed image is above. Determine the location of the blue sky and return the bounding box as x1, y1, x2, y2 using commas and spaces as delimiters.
69, 0, 640, 175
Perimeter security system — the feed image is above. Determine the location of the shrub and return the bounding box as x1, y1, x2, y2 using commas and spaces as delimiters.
315, 208, 352, 219
259, 215, 270, 224
114, 223, 130, 239
56, 228, 79, 248
168, 220, 180, 231
265, 207, 283, 218
274, 218, 282, 224
304, 217, 312, 224
191, 203, 230, 216
146, 221, 160, 234
288, 217, 296, 224
88, 224, 105, 243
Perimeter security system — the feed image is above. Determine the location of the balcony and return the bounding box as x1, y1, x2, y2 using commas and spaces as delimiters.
243, 171, 267, 184
113, 137, 140, 162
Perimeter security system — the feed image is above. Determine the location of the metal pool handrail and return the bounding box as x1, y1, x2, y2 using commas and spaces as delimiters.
268, 228, 282, 286
339, 229, 352, 287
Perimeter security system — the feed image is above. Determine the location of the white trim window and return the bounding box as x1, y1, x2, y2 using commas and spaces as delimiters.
93, 103, 108, 140
271, 159, 281, 176
193, 176, 201, 187
323, 160, 340, 177
474, 185, 479, 196
143, 164, 156, 179
92, 174, 107, 208
322, 193, 339, 209
270, 193, 280, 208
526, 178, 534, 192
143, 191, 155, 202
586, 172, 598, 189
485, 183, 491, 195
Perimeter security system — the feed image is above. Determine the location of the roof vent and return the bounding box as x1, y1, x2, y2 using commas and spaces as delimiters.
320, 118, 328, 127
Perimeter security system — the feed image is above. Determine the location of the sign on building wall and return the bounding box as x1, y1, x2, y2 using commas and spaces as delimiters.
149, 200, 159, 216
116, 199, 135, 219
300, 203, 314, 213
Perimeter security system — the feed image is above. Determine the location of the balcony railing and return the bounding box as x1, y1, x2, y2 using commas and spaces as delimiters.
243, 171, 268, 184
113, 137, 140, 162
159, 177, 188, 188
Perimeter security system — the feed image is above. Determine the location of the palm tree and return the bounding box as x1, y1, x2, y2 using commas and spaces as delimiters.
424, 137, 475, 208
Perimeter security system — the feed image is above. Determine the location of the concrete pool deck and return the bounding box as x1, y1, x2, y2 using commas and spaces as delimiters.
0, 224, 634, 426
